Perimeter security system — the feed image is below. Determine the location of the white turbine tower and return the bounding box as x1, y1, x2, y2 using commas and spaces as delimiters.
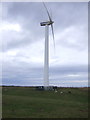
40, 3, 55, 90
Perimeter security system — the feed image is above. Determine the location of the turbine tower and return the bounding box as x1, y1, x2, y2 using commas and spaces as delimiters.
40, 3, 55, 90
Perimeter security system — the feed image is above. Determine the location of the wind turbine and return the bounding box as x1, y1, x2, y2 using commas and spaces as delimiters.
40, 2, 55, 90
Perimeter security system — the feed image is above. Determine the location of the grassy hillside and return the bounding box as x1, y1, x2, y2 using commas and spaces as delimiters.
2, 86, 89, 118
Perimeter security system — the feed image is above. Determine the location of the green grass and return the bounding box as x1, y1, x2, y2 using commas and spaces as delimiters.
2, 86, 89, 118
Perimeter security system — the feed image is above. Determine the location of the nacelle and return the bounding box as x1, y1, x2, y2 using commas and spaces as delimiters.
40, 21, 54, 26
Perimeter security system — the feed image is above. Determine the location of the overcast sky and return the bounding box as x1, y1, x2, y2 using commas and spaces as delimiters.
0, 2, 88, 87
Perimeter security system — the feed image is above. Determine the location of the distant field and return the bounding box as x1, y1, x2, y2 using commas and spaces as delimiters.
2, 86, 89, 118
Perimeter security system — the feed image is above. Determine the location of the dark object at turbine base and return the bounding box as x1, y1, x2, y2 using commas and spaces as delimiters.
35, 86, 57, 91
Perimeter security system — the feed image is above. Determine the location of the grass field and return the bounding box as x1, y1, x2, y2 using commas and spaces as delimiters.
2, 86, 89, 118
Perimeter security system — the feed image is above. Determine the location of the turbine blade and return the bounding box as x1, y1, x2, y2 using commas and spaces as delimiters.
51, 24, 55, 50
43, 2, 52, 22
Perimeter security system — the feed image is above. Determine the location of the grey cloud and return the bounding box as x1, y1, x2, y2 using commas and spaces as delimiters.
2, 64, 88, 86
2, 2, 88, 32
2, 2, 88, 51
2, 32, 32, 51
53, 2, 88, 30
1, 2, 46, 51
50, 65, 88, 75
2, 62, 88, 79
1, 2, 88, 87
56, 25, 88, 51
2, 2, 44, 29
2, 27, 43, 52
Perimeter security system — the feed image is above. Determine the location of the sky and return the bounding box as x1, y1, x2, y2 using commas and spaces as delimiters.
0, 1, 88, 87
